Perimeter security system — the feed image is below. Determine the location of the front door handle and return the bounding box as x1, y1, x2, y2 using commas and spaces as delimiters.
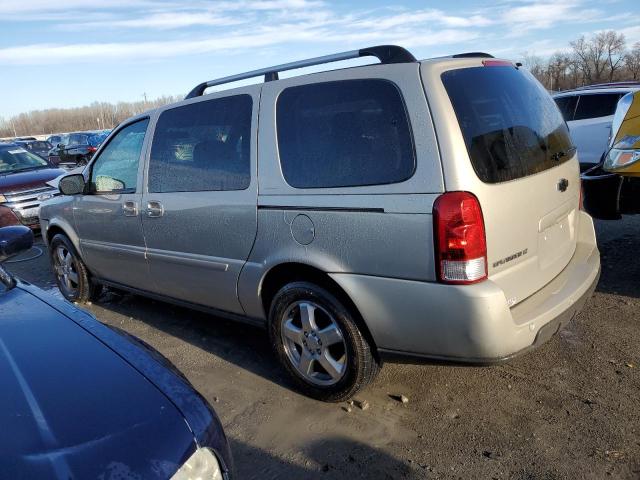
146, 201, 164, 218
122, 201, 138, 216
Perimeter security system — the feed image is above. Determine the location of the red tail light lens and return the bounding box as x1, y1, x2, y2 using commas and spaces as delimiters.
87, 146, 97, 153
433, 191, 487, 284
482, 59, 514, 67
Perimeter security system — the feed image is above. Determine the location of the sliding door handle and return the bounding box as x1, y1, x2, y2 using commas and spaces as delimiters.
122, 201, 138, 216
146, 201, 164, 218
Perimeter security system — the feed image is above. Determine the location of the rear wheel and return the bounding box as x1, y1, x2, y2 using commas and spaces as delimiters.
269, 282, 379, 402
50, 234, 101, 303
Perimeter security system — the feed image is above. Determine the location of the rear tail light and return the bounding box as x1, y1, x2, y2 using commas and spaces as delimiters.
433, 191, 487, 284
87, 146, 97, 153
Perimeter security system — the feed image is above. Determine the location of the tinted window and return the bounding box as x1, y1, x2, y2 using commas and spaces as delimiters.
573, 93, 623, 120
91, 119, 148, 193
442, 66, 573, 184
68, 133, 89, 145
276, 80, 415, 189
148, 95, 252, 193
554, 95, 578, 121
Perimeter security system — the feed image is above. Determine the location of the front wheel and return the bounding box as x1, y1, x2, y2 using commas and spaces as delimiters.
50, 234, 101, 303
269, 282, 379, 402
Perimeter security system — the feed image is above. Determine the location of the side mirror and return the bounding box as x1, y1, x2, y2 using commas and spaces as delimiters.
59, 174, 86, 195
57, 143, 64, 148
603, 91, 640, 174
0, 226, 33, 263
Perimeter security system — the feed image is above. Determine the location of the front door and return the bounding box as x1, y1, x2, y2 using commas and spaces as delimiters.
74, 118, 151, 289
140, 89, 259, 315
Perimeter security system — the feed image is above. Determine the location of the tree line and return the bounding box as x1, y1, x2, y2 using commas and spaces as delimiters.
2, 30, 639, 138
522, 31, 640, 91
0, 95, 182, 138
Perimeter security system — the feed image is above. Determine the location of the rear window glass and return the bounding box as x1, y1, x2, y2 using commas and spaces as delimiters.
573, 93, 622, 120
554, 95, 578, 121
276, 79, 415, 189
442, 66, 573, 184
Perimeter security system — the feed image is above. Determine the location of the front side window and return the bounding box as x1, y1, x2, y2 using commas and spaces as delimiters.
148, 95, 252, 193
90, 119, 149, 193
276, 79, 416, 189
573, 93, 623, 121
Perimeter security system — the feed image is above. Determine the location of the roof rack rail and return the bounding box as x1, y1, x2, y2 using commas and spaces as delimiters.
574, 81, 640, 90
185, 45, 417, 99
452, 52, 494, 58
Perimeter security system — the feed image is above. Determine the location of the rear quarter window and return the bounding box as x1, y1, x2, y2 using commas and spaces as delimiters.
276, 79, 416, 189
554, 95, 578, 121
442, 66, 574, 184
573, 93, 623, 120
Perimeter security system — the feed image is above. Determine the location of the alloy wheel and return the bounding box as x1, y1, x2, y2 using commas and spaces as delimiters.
52, 245, 80, 297
280, 300, 348, 386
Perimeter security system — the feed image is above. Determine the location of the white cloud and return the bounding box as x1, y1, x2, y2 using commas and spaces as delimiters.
0, 0, 629, 65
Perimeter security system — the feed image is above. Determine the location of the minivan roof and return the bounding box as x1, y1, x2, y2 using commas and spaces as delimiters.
185, 44, 496, 100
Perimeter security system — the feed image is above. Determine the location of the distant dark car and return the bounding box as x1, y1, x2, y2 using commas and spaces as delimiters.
48, 131, 110, 167
0, 226, 233, 479
46, 134, 63, 146
15, 139, 53, 159
0, 144, 64, 229
13, 136, 37, 141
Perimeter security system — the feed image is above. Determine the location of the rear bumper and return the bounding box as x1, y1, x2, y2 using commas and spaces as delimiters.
330, 210, 600, 363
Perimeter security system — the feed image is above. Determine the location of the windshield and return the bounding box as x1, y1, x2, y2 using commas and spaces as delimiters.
442, 65, 574, 183
0, 146, 49, 173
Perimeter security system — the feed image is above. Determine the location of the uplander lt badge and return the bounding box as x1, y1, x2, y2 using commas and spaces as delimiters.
493, 249, 528, 269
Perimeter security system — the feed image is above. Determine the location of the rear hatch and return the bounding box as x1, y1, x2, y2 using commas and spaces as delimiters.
435, 61, 580, 307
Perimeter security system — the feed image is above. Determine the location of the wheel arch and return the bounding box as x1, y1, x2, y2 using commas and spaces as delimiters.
45, 220, 82, 256
259, 262, 381, 362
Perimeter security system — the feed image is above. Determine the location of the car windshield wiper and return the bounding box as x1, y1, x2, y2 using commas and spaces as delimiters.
550, 146, 577, 162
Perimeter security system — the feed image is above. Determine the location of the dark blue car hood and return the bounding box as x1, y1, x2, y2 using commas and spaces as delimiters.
0, 285, 198, 479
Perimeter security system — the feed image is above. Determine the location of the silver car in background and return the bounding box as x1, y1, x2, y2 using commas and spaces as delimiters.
40, 46, 600, 401
553, 82, 640, 169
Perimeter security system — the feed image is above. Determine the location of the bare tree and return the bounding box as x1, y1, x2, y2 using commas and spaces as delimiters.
0, 95, 182, 138
625, 42, 640, 80
602, 31, 626, 81
570, 31, 626, 84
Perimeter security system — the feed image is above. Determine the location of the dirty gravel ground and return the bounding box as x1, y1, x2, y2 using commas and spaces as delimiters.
10, 217, 640, 480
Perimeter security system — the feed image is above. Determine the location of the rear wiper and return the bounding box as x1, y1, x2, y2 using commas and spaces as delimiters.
550, 146, 577, 162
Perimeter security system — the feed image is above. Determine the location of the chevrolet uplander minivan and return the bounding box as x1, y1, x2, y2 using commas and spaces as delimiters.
41, 46, 601, 401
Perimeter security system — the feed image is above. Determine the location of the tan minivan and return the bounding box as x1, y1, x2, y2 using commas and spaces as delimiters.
41, 46, 600, 401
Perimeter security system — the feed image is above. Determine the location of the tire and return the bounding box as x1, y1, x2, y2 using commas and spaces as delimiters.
50, 234, 101, 303
269, 281, 379, 402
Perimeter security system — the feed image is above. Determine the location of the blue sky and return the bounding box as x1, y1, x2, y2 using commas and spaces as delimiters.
1, 0, 639, 117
